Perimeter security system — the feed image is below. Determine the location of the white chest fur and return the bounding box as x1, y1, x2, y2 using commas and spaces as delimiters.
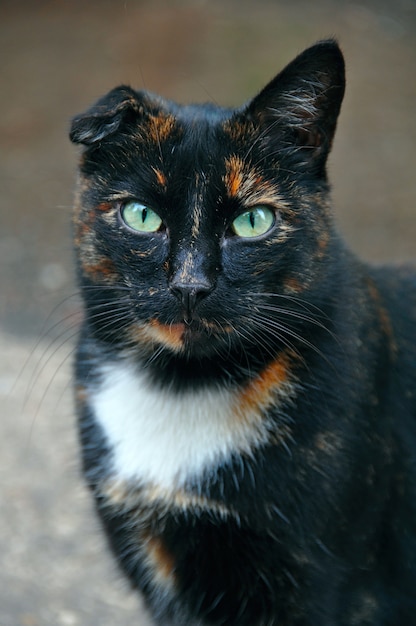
91, 360, 271, 490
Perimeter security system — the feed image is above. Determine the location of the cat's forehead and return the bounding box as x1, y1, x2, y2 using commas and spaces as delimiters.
133, 92, 253, 148
136, 100, 258, 176
137, 106, 278, 204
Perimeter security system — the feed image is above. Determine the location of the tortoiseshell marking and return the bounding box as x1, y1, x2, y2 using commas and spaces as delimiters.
97, 201, 113, 212
223, 155, 292, 212
366, 278, 398, 357
146, 112, 176, 144
143, 532, 177, 589
132, 320, 186, 353
130, 319, 233, 353
235, 349, 296, 420
152, 167, 168, 189
225, 155, 245, 198
283, 276, 306, 294
222, 117, 256, 144
81, 256, 118, 283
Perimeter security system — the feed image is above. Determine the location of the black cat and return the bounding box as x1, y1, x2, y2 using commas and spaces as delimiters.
70, 40, 416, 625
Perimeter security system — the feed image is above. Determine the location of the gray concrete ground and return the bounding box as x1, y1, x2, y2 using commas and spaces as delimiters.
1, 1, 415, 625
1, 332, 151, 626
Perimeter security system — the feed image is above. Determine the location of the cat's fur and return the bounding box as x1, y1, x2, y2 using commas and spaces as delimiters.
70, 41, 416, 625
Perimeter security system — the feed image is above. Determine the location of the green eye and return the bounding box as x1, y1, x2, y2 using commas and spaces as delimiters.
121, 201, 162, 233
232, 206, 275, 238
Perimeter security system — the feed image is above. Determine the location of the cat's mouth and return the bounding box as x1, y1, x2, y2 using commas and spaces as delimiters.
134, 318, 230, 354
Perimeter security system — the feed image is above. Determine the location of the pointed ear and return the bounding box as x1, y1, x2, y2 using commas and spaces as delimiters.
246, 40, 345, 173
69, 86, 144, 145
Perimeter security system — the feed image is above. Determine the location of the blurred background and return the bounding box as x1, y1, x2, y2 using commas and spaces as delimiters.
1, 1, 415, 624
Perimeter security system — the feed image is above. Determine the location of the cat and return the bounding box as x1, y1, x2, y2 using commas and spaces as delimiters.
69, 40, 416, 625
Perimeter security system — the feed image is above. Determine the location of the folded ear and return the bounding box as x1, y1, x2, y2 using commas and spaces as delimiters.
69, 86, 143, 145
246, 40, 345, 175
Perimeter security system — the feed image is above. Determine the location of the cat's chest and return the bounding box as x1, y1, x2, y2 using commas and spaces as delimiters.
90, 360, 278, 490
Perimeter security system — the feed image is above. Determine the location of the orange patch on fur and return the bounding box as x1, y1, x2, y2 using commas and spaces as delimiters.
82, 256, 117, 282
152, 167, 167, 189
73, 203, 98, 247
97, 202, 113, 212
283, 277, 305, 293
224, 155, 245, 198
137, 320, 185, 352
237, 350, 294, 417
222, 117, 255, 143
223, 155, 292, 215
147, 113, 176, 144
144, 533, 176, 587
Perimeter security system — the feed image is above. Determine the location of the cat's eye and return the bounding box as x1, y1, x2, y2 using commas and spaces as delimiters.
121, 201, 163, 233
231, 206, 275, 238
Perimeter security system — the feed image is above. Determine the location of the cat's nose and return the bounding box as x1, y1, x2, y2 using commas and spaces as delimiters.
170, 281, 213, 323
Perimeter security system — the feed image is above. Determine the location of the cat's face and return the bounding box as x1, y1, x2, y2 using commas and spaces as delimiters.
71, 41, 345, 365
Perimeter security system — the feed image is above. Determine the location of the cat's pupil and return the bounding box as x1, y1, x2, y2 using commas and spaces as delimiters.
249, 212, 255, 228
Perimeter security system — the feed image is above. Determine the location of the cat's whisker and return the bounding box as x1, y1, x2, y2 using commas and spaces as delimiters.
79, 282, 132, 292
246, 317, 303, 363
239, 322, 281, 362
250, 312, 336, 370
20, 311, 81, 406
255, 303, 333, 335
245, 291, 337, 337
250, 294, 343, 352
11, 291, 84, 397
250, 312, 315, 350
220, 320, 249, 370
26, 337, 78, 447
247, 291, 331, 320
23, 324, 83, 411
143, 347, 163, 368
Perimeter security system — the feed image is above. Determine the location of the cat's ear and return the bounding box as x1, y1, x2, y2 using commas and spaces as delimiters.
69, 86, 143, 145
246, 40, 345, 172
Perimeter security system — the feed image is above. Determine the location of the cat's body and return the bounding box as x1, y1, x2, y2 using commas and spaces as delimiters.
70, 41, 416, 625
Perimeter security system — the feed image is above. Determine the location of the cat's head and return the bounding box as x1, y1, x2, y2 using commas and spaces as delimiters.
70, 40, 345, 367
